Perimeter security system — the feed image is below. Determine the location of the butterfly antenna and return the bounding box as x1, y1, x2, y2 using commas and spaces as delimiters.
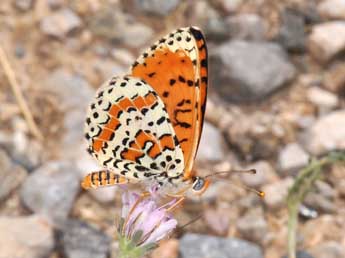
205, 168, 265, 198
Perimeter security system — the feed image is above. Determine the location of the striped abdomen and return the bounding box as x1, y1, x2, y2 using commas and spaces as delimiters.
81, 170, 129, 189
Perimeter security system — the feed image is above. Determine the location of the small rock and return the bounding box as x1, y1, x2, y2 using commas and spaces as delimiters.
324, 63, 345, 94
282, 250, 315, 258
0, 215, 54, 258
308, 21, 345, 62
227, 14, 267, 41
111, 48, 135, 66
205, 13, 230, 42
0, 149, 27, 201
309, 241, 345, 258
304, 192, 336, 213
210, 40, 296, 102
40, 8, 82, 38
307, 87, 338, 109
214, 0, 243, 13
241, 160, 278, 187
180, 233, 263, 258
263, 177, 294, 209
204, 208, 230, 235
59, 219, 111, 258
278, 143, 310, 172
303, 110, 345, 155
196, 122, 226, 162
47, 0, 64, 9
318, 0, 345, 20
236, 210, 267, 244
43, 69, 94, 110
315, 181, 336, 199
276, 9, 306, 52
133, 0, 180, 16
20, 161, 80, 225
151, 239, 179, 258
14, 0, 33, 11
89, 9, 153, 47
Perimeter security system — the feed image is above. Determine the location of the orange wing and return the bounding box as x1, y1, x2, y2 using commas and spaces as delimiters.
130, 27, 208, 179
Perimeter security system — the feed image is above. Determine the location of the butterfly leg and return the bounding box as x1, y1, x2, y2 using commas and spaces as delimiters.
81, 170, 132, 190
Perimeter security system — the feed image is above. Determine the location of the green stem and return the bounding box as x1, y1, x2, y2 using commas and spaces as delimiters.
286, 151, 345, 258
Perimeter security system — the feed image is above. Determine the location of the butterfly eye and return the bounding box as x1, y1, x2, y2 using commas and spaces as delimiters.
192, 177, 210, 195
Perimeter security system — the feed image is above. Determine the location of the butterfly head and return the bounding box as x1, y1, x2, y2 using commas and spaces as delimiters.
191, 176, 210, 195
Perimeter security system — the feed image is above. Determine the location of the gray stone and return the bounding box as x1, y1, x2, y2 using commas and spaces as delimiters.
282, 250, 315, 258
318, 0, 345, 20
111, 48, 135, 66
210, 40, 296, 102
308, 22, 345, 62
278, 143, 309, 172
20, 161, 80, 225
302, 110, 345, 155
180, 233, 263, 258
43, 69, 94, 110
236, 210, 267, 244
133, 0, 180, 16
0, 149, 27, 201
309, 241, 345, 258
0, 215, 54, 258
196, 122, 226, 162
89, 9, 153, 47
215, 0, 243, 13
304, 192, 336, 213
263, 177, 294, 210
227, 14, 267, 41
40, 8, 82, 38
59, 219, 111, 258
276, 9, 306, 51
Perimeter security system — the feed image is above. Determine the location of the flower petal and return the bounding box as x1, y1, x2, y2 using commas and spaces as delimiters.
141, 218, 177, 245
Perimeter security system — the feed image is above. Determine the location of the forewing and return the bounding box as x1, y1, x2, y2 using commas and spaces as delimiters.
84, 76, 185, 181
130, 27, 208, 178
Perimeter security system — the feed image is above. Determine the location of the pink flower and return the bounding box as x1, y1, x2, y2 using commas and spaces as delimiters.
117, 191, 177, 257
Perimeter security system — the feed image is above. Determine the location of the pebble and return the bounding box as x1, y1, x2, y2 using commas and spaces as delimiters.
59, 219, 111, 258
216, 0, 243, 13
40, 8, 82, 38
317, 0, 345, 20
303, 110, 345, 155
89, 9, 153, 47
262, 177, 294, 210
236, 209, 267, 244
204, 208, 230, 235
133, 0, 180, 16
0, 215, 54, 258
196, 121, 226, 162
278, 143, 310, 172
210, 40, 296, 102
309, 241, 345, 258
0, 149, 27, 201
282, 250, 315, 258
111, 48, 135, 66
276, 9, 306, 52
304, 192, 336, 213
227, 14, 267, 41
241, 160, 277, 187
180, 233, 263, 258
308, 21, 345, 62
337, 179, 345, 197
306, 87, 338, 109
20, 161, 80, 225
324, 63, 345, 94
14, 0, 33, 11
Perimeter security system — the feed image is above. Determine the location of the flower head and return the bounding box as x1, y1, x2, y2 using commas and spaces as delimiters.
117, 191, 177, 258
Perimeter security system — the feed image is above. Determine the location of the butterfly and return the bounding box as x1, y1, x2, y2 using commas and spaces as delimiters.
82, 27, 209, 197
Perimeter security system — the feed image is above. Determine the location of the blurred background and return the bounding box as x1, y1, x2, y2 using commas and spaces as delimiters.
0, 0, 345, 258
